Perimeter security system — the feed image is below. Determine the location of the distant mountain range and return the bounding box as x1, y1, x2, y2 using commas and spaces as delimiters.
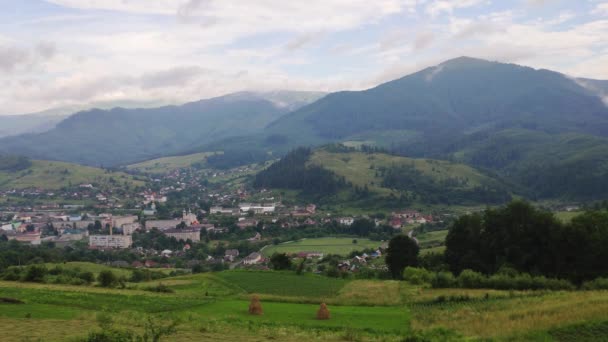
2, 57, 608, 200
0, 91, 325, 166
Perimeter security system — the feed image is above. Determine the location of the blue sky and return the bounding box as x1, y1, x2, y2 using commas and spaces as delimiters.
0, 0, 607, 114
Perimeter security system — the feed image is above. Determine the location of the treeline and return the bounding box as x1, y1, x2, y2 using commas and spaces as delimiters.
380, 164, 511, 204
0, 154, 31, 172
445, 201, 608, 283
253, 147, 346, 197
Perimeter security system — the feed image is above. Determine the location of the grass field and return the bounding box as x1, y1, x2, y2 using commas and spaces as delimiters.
126, 152, 218, 173
0, 160, 145, 190
261, 237, 382, 257
308, 150, 496, 196
1, 267, 608, 341
415, 230, 449, 249
555, 211, 583, 223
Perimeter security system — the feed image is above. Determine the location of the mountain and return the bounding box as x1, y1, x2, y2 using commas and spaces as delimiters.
0, 91, 324, 166
267, 57, 608, 145
252, 57, 608, 200
0, 113, 69, 138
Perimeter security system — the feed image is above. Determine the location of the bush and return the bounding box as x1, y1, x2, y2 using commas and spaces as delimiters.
143, 283, 174, 293
457, 269, 485, 288
22, 265, 48, 283
79, 271, 95, 284
97, 270, 118, 288
403, 267, 432, 285
582, 278, 608, 290
431, 271, 457, 288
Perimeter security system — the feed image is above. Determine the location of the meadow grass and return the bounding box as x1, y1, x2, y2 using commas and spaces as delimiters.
261, 237, 382, 257
126, 152, 217, 173
215, 270, 348, 299
0, 160, 144, 190
554, 211, 583, 223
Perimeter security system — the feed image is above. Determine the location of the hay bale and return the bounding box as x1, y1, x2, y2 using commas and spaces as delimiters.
316, 302, 330, 320
248, 295, 263, 315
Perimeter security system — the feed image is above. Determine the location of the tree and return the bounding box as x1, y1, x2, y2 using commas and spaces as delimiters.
98, 270, 118, 287
269, 253, 292, 270
385, 235, 419, 279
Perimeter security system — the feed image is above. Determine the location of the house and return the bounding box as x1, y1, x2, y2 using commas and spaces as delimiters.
163, 227, 201, 242
121, 222, 141, 235
10, 232, 41, 245
306, 204, 316, 214
237, 219, 258, 229
296, 251, 324, 259
1, 224, 13, 231
209, 207, 238, 215
339, 217, 355, 226
389, 218, 403, 229
160, 249, 172, 257
89, 235, 132, 249
239, 203, 276, 215
144, 260, 158, 268
248, 232, 261, 241
132, 261, 144, 268
242, 252, 262, 265
224, 249, 240, 262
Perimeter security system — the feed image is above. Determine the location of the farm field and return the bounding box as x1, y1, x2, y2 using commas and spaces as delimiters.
261, 237, 383, 257
0, 268, 608, 341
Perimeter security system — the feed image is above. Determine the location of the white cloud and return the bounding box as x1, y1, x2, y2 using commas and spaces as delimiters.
425, 0, 485, 17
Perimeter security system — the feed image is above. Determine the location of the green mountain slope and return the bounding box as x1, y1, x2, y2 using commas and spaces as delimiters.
0, 158, 144, 190
254, 146, 511, 207
126, 151, 219, 174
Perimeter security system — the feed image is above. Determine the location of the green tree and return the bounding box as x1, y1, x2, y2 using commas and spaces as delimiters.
98, 270, 118, 288
269, 253, 292, 270
385, 235, 419, 279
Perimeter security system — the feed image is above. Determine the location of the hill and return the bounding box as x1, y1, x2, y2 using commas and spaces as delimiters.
254, 146, 511, 207
0, 91, 324, 167
126, 151, 219, 174
0, 159, 144, 190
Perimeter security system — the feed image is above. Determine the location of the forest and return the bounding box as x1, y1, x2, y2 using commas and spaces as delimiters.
253, 147, 346, 197
445, 201, 608, 283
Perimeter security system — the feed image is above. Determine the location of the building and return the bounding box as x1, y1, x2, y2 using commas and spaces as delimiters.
121, 222, 141, 235
182, 209, 198, 225
224, 249, 240, 262
237, 218, 258, 229
163, 227, 201, 242
239, 203, 276, 215
89, 235, 132, 249
146, 219, 179, 231
242, 252, 262, 265
209, 207, 239, 215
112, 215, 138, 228
339, 217, 355, 226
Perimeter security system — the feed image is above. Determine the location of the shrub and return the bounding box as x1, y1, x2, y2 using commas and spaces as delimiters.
143, 283, 174, 293
403, 267, 432, 285
97, 270, 118, 288
431, 271, 456, 288
22, 265, 47, 283
79, 271, 95, 284
582, 278, 608, 290
457, 269, 485, 288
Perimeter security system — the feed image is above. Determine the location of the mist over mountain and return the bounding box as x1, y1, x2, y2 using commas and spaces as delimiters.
0, 91, 324, 166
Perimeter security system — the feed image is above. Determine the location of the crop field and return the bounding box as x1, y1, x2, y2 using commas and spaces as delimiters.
261, 237, 382, 257
42, 262, 174, 278
0, 268, 608, 341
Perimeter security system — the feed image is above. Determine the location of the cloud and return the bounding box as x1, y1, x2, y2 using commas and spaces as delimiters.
284, 32, 325, 52
0, 42, 57, 73
413, 31, 435, 50
592, 3, 608, 16
425, 0, 484, 17
140, 66, 206, 89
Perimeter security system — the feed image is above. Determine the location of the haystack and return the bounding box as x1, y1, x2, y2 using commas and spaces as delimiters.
316, 302, 330, 320
248, 295, 263, 315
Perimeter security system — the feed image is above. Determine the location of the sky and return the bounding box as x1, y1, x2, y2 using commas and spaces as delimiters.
0, 0, 607, 115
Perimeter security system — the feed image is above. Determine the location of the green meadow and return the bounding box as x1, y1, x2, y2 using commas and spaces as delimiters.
261, 237, 382, 257
1, 264, 608, 341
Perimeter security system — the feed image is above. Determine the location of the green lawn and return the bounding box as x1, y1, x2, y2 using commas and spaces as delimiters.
555, 211, 583, 223
415, 230, 448, 249
262, 237, 382, 257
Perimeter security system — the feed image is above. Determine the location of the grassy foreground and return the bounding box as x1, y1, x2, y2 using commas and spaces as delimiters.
0, 266, 607, 341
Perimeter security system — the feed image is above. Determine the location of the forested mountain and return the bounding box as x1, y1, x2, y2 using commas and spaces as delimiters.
0, 91, 324, 167
255, 57, 608, 200
0, 113, 68, 138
